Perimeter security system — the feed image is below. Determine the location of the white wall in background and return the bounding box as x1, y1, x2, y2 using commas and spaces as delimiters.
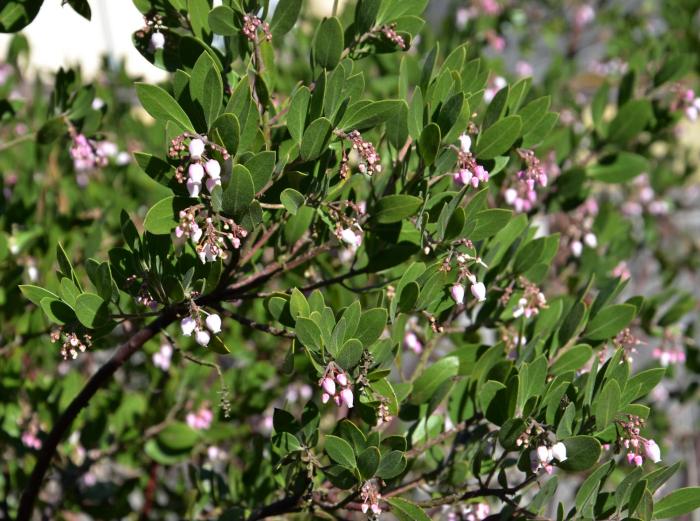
0, 0, 167, 81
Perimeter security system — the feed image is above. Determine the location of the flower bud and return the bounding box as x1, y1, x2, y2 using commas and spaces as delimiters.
186, 179, 201, 197
188, 162, 205, 183
336, 373, 348, 386
470, 281, 486, 302
571, 240, 583, 257
204, 159, 221, 179
551, 442, 567, 462
340, 388, 354, 408
205, 313, 222, 333
634, 454, 643, 466
583, 232, 597, 248
536, 445, 549, 463
644, 440, 661, 463
180, 317, 197, 336
322, 377, 336, 396
321, 392, 330, 404
458, 133, 471, 153
205, 176, 221, 193
450, 283, 465, 305
195, 329, 211, 347
150, 32, 165, 50
189, 138, 205, 160
340, 228, 358, 246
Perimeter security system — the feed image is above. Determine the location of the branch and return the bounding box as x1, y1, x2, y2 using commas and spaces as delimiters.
245, 494, 303, 521
16, 310, 178, 521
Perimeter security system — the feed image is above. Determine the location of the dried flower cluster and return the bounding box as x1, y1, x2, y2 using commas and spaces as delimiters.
336, 129, 382, 178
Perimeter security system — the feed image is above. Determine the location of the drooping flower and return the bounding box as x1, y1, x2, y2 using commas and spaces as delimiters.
189, 138, 205, 160
205, 313, 222, 334
451, 283, 465, 305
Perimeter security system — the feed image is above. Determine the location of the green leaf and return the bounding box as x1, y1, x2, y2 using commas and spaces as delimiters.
280, 188, 305, 215
287, 86, 310, 143
207, 5, 237, 35
373, 195, 422, 224
408, 87, 424, 140
270, 0, 302, 43
587, 152, 649, 184
75, 293, 109, 329
324, 435, 356, 468
376, 450, 406, 479
209, 113, 239, 156
40, 297, 76, 325
475, 115, 522, 160
585, 304, 636, 340
418, 122, 440, 165
558, 436, 602, 472
157, 422, 199, 452
356, 308, 387, 346
653, 487, 700, 519
136, 83, 195, 132
144, 196, 193, 235
336, 339, 364, 370
190, 51, 222, 128
222, 164, 255, 218
341, 100, 405, 131
608, 99, 653, 143
551, 344, 593, 375
37, 117, 67, 144
575, 460, 614, 512
289, 288, 309, 319
314, 17, 343, 69
594, 379, 621, 432
244, 151, 276, 192
300, 117, 333, 161
19, 285, 59, 306
411, 356, 459, 404
521, 112, 558, 148
622, 368, 666, 404
295, 317, 323, 351
498, 418, 527, 450
386, 498, 431, 521
357, 447, 380, 479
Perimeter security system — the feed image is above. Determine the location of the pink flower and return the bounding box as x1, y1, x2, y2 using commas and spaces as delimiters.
340, 388, 354, 408
204, 159, 221, 179
451, 284, 465, 305
403, 331, 423, 354
470, 281, 486, 302
195, 329, 211, 346
322, 377, 336, 396
335, 373, 348, 387
644, 440, 661, 463
205, 313, 222, 333
189, 138, 205, 159
180, 317, 197, 336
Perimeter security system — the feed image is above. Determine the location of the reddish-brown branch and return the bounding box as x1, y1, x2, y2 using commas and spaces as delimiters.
17, 309, 179, 521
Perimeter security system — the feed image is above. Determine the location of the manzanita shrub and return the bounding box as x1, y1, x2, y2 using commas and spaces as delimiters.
1, 0, 700, 520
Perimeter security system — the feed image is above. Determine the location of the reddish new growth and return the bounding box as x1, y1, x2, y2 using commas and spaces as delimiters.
51, 328, 92, 360
242, 14, 272, 43
380, 24, 407, 49
335, 130, 381, 178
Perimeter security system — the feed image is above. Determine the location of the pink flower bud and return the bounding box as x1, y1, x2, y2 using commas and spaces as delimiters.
189, 138, 205, 160
644, 440, 661, 463
322, 377, 336, 396
536, 445, 549, 463
186, 179, 201, 197
205, 177, 221, 193
150, 31, 165, 50
180, 317, 197, 336
336, 373, 348, 386
626, 452, 635, 464
459, 134, 471, 153
634, 454, 643, 466
195, 329, 211, 346
205, 313, 222, 333
321, 392, 330, 404
361, 503, 369, 514
340, 388, 354, 408
204, 159, 221, 179
470, 281, 486, 302
188, 162, 205, 183
551, 442, 567, 462
571, 240, 583, 257
583, 233, 597, 248
451, 283, 465, 305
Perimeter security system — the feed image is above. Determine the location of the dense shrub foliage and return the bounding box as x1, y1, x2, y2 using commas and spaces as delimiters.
1, 0, 700, 520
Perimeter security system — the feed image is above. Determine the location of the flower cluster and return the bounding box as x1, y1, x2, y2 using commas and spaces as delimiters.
175, 205, 247, 263
652, 331, 686, 367
337, 129, 382, 178
376, 401, 392, 426
556, 198, 599, 257
50, 328, 93, 360
511, 277, 547, 319
449, 250, 488, 305
186, 406, 214, 431
360, 480, 382, 516
153, 341, 173, 371
403, 330, 423, 354
180, 306, 222, 347
21, 421, 42, 450
380, 24, 407, 50
613, 328, 643, 363
621, 174, 670, 217
319, 364, 354, 408
617, 415, 661, 466
169, 137, 227, 197
530, 442, 567, 474
444, 502, 490, 521
242, 14, 272, 43
337, 224, 363, 251
452, 134, 489, 188
671, 86, 700, 121
504, 149, 550, 213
